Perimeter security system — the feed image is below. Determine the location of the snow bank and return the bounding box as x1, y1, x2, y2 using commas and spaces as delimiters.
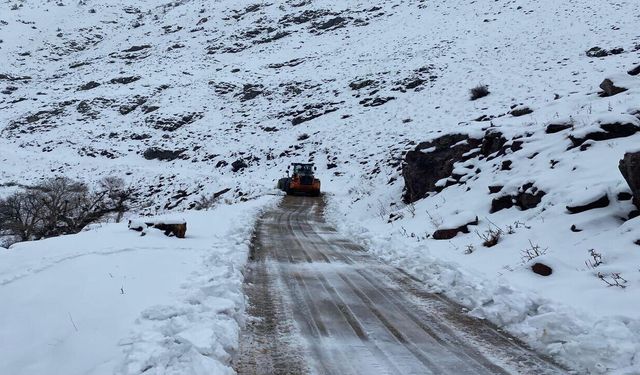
0, 196, 278, 375
326, 195, 640, 374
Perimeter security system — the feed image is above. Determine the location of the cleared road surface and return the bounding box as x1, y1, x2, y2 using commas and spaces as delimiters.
236, 196, 568, 375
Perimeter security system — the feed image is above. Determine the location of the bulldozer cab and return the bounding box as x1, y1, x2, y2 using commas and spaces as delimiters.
289, 163, 315, 176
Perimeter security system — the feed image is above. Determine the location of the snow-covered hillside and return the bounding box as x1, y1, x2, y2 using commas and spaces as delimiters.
2, 0, 640, 373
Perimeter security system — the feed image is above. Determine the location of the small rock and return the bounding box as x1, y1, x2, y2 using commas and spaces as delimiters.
570, 224, 582, 232
510, 106, 533, 117
78, 81, 101, 91
110, 76, 141, 85
586, 47, 609, 57
629, 65, 640, 76
531, 263, 552, 276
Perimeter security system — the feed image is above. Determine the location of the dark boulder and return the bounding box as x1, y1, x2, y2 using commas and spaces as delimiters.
490, 183, 545, 213
510, 107, 533, 117
349, 79, 376, 90
516, 183, 546, 210
231, 159, 248, 172
488, 185, 504, 194
629, 65, 640, 76
566, 193, 610, 214
480, 130, 507, 157
78, 81, 101, 91
586, 47, 609, 57
490, 196, 513, 213
531, 263, 552, 276
586, 47, 623, 58
617, 191, 633, 201
110, 76, 141, 84
123, 45, 151, 53
142, 147, 185, 161
546, 123, 572, 134
599, 78, 627, 97
433, 216, 478, 240
237, 84, 264, 101
314, 16, 347, 30
569, 121, 640, 148
619, 152, 640, 207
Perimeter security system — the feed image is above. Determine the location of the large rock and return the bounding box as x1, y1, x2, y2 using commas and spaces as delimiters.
599, 78, 627, 97
566, 193, 610, 214
546, 123, 572, 134
490, 183, 546, 213
569, 121, 640, 148
432, 214, 478, 240
628, 65, 640, 76
142, 147, 185, 161
232, 159, 248, 172
619, 152, 640, 208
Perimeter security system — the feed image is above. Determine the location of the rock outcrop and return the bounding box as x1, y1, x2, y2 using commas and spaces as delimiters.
402, 134, 480, 203
619, 152, 640, 208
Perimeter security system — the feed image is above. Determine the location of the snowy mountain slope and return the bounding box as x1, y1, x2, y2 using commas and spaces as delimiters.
2, 0, 640, 373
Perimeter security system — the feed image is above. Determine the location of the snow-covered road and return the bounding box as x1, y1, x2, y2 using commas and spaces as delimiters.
236, 196, 569, 374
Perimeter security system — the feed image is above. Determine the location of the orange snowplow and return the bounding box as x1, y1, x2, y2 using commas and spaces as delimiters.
277, 163, 321, 196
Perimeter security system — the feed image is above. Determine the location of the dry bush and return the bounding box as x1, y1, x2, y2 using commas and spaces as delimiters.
470, 84, 490, 101
0, 176, 132, 245
597, 272, 627, 288
521, 240, 548, 262
585, 249, 603, 269
476, 226, 502, 247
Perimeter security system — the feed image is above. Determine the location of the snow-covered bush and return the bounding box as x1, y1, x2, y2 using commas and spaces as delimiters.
0, 177, 132, 245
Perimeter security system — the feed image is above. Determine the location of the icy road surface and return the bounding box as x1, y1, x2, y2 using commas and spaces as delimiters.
236, 196, 568, 375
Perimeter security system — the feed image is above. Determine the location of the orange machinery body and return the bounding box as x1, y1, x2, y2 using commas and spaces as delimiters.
288, 174, 321, 196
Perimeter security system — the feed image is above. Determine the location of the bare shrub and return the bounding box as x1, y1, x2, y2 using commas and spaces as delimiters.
470, 84, 490, 101
0, 177, 132, 245
194, 193, 222, 210
521, 240, 548, 262
476, 226, 502, 247
425, 210, 443, 228
406, 201, 416, 218
597, 272, 627, 288
377, 199, 389, 221
585, 249, 603, 269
